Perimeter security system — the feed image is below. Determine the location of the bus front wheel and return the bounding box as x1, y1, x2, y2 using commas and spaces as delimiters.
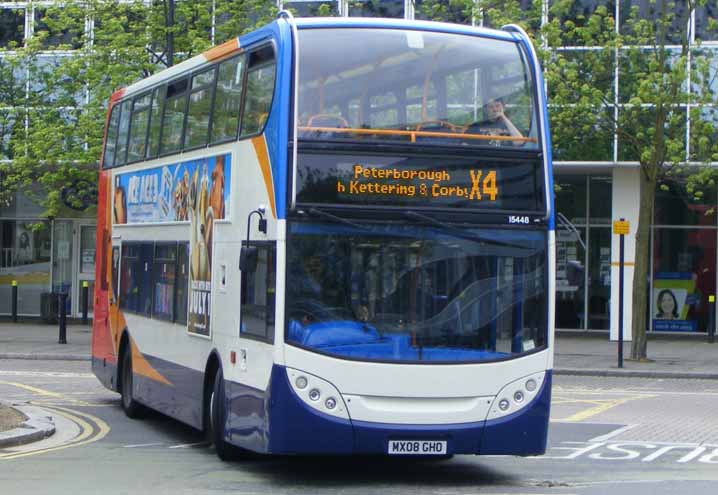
210, 368, 239, 461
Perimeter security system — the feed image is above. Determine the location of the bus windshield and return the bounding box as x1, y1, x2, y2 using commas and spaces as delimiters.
286, 221, 547, 363
297, 28, 539, 148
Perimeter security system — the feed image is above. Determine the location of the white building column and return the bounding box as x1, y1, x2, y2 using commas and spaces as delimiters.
610, 167, 641, 341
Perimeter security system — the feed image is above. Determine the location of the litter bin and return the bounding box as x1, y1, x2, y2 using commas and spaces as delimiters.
41, 292, 59, 323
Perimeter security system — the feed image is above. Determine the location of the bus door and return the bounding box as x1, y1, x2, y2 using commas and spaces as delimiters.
237, 240, 277, 382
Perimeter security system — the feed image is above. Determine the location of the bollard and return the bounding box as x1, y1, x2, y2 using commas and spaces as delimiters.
709, 295, 716, 344
11, 280, 18, 323
58, 292, 68, 344
81, 281, 89, 325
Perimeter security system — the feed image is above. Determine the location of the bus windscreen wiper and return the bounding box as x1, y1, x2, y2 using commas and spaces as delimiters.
403, 210, 528, 250
305, 207, 369, 231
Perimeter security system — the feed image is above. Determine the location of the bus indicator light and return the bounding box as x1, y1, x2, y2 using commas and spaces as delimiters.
499, 399, 510, 411
295, 376, 308, 389
309, 389, 321, 401
325, 397, 337, 410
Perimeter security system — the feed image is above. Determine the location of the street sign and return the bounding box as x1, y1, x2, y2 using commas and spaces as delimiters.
613, 219, 630, 235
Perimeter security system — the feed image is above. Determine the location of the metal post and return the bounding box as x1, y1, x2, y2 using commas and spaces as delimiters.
167, 0, 174, 67
58, 292, 68, 344
708, 295, 716, 344
618, 223, 625, 368
11, 280, 18, 323
81, 281, 89, 325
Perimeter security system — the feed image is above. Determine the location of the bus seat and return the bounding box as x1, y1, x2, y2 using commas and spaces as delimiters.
307, 114, 349, 129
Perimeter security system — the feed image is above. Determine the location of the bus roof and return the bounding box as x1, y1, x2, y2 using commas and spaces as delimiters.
113, 16, 524, 104
291, 16, 520, 42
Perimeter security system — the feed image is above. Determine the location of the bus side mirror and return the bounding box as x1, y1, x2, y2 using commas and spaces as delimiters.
240, 245, 259, 273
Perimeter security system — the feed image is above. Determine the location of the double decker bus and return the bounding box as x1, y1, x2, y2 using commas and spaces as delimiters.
93, 13, 554, 459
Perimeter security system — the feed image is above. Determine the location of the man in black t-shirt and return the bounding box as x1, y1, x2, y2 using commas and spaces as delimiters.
466, 98, 524, 146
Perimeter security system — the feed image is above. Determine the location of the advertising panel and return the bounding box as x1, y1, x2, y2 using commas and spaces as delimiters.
652, 273, 697, 332
113, 154, 231, 335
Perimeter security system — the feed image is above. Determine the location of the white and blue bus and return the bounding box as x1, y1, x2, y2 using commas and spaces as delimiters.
93, 13, 555, 459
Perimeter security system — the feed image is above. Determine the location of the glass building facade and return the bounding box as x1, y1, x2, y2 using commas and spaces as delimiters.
3, 0, 717, 332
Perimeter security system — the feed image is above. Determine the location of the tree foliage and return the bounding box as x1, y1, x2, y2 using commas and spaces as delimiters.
0, 0, 276, 217
2, 0, 718, 355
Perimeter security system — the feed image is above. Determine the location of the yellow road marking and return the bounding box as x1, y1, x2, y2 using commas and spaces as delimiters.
0, 405, 110, 460
0, 381, 64, 398
559, 397, 637, 423
0, 381, 110, 407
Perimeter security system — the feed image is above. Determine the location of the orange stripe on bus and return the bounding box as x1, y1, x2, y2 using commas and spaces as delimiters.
252, 135, 277, 219
204, 38, 241, 61
130, 338, 173, 386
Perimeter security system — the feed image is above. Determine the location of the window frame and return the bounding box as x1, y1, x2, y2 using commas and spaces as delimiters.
101, 38, 277, 169
238, 42, 277, 140
240, 241, 276, 343
126, 91, 153, 165
151, 241, 179, 322
102, 102, 121, 168
182, 65, 218, 152
210, 53, 247, 146
158, 76, 190, 158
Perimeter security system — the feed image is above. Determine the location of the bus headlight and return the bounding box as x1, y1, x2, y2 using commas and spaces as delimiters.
487, 372, 545, 420
286, 367, 350, 420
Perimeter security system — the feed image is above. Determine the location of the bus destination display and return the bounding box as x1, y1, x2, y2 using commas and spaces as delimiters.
342, 165, 498, 202
296, 153, 543, 211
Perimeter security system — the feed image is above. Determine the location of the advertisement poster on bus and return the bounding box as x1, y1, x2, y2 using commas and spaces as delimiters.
652, 273, 697, 332
113, 154, 231, 336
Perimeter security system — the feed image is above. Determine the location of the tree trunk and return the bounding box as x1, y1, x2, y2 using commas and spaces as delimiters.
630, 170, 657, 360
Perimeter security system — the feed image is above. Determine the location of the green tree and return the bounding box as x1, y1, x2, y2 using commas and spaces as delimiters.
0, 0, 276, 218
547, 0, 716, 360
420, 0, 718, 358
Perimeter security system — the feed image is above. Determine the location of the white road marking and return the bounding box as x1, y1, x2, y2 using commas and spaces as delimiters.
168, 442, 210, 449
124, 443, 164, 448
0, 370, 95, 378
589, 424, 639, 442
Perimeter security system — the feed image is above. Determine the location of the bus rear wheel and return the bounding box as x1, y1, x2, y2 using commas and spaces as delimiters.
120, 347, 146, 418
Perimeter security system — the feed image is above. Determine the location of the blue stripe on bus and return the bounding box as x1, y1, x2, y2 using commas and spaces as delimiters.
264, 364, 551, 456
267, 364, 354, 454
238, 20, 290, 219
290, 222, 547, 242
512, 32, 555, 232
110, 354, 550, 456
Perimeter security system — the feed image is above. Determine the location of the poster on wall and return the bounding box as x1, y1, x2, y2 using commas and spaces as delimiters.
652, 273, 697, 332
15, 223, 34, 264
113, 154, 231, 336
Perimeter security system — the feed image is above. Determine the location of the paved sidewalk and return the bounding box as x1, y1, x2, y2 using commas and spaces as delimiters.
0, 322, 91, 361
0, 321, 716, 378
555, 333, 718, 379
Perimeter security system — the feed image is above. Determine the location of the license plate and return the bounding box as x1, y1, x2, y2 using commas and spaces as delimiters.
387, 440, 447, 455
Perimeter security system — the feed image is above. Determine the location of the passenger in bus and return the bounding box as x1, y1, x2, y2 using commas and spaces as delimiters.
465, 98, 524, 146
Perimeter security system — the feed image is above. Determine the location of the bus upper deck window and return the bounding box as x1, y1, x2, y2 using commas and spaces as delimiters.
240, 45, 276, 138
160, 78, 189, 155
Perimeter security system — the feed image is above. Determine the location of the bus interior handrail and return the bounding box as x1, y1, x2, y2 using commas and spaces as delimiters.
296, 125, 538, 144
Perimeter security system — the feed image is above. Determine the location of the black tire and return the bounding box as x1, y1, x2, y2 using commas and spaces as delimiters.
120, 347, 146, 419
210, 368, 236, 461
